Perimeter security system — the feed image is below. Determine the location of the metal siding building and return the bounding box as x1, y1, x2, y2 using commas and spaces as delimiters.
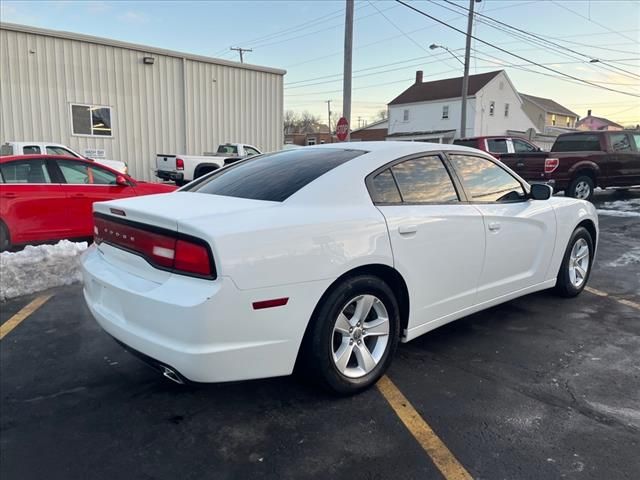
0, 23, 285, 180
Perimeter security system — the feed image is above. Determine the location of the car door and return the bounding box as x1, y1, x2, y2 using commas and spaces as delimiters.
52, 158, 136, 237
0, 158, 69, 244
369, 154, 485, 332
608, 132, 640, 186
447, 153, 556, 303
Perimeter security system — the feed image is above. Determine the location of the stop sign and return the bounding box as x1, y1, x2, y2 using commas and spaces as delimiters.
336, 117, 349, 141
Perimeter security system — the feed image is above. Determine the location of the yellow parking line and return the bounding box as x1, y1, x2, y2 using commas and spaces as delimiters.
377, 375, 473, 480
0, 294, 53, 340
585, 287, 640, 311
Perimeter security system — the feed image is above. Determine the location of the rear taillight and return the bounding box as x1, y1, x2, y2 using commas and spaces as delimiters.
94, 214, 215, 279
544, 158, 559, 174
176, 158, 185, 170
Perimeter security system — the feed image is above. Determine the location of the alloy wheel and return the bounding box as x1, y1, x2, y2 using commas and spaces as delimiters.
331, 294, 390, 378
574, 181, 591, 200
568, 238, 590, 288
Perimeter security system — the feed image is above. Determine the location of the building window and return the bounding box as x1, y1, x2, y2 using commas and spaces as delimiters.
71, 104, 112, 137
504, 103, 510, 117
566, 117, 571, 127
403, 109, 409, 121
551, 114, 557, 126
489, 101, 495, 116
307, 137, 316, 146
442, 105, 449, 119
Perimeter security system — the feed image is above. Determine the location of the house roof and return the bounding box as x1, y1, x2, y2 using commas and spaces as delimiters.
386, 129, 456, 138
388, 71, 502, 105
576, 115, 624, 129
352, 118, 388, 132
520, 93, 577, 117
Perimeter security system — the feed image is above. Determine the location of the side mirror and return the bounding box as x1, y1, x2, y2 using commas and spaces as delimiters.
115, 174, 129, 186
530, 183, 553, 200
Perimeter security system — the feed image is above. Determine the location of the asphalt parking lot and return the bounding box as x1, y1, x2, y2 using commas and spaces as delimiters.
1, 190, 639, 480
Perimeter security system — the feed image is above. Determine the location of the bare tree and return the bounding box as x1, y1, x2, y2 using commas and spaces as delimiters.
284, 110, 299, 134
375, 108, 388, 121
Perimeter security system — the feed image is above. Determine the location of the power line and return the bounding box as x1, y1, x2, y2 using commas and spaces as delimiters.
550, 0, 638, 44
434, 0, 640, 81
394, 0, 640, 98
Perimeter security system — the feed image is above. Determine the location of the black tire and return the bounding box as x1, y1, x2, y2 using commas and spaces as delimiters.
0, 221, 10, 252
554, 226, 594, 297
175, 179, 187, 187
567, 175, 595, 201
302, 275, 400, 395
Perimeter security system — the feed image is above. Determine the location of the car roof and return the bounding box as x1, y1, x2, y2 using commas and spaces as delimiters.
0, 154, 85, 163
307, 140, 481, 155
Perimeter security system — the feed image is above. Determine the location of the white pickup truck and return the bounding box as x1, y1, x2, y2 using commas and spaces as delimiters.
1, 141, 128, 173
155, 143, 261, 185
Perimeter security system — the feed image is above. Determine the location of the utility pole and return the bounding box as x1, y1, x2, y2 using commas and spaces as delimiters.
326, 100, 332, 143
342, 0, 354, 141
230, 47, 252, 63
460, 0, 479, 139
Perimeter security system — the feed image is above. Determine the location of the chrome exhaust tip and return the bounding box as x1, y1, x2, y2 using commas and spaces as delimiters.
161, 366, 185, 384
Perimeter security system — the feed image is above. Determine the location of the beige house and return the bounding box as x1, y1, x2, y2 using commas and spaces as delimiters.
521, 94, 578, 132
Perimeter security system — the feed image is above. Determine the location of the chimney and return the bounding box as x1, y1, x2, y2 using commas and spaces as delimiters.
415, 70, 423, 84
587, 109, 592, 117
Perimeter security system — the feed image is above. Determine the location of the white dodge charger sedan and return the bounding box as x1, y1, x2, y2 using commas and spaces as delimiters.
81, 142, 598, 394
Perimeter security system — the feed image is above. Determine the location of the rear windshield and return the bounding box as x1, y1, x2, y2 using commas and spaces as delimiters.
453, 139, 477, 148
217, 145, 238, 154
184, 148, 365, 202
552, 134, 601, 152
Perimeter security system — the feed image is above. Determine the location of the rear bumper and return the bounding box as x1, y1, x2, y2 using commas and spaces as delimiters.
156, 170, 184, 182
81, 245, 328, 383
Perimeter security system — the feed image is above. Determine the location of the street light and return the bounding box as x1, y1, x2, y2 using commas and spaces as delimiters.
429, 44, 465, 65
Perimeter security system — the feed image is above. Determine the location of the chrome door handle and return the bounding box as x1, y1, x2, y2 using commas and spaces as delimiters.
488, 222, 501, 232
398, 224, 418, 235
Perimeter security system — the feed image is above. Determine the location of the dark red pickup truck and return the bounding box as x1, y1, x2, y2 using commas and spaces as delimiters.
498, 130, 640, 200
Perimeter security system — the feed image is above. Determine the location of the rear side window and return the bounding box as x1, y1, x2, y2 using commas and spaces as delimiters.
449, 154, 525, 203
391, 156, 458, 203
552, 134, 601, 152
0, 159, 51, 183
186, 148, 365, 202
370, 169, 402, 203
486, 139, 508, 153
23, 145, 41, 154
513, 139, 537, 153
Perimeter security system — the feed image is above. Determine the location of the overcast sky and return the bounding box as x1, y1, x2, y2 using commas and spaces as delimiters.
2, 0, 638, 126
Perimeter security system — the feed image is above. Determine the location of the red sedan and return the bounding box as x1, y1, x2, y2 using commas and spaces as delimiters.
0, 155, 176, 250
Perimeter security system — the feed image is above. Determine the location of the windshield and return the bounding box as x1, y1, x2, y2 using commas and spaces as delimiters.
183, 148, 366, 202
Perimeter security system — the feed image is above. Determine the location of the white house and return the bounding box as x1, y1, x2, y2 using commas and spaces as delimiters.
387, 70, 537, 142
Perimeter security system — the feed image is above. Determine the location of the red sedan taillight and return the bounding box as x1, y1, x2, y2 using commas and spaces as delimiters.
94, 214, 215, 279
544, 158, 559, 174
176, 158, 185, 170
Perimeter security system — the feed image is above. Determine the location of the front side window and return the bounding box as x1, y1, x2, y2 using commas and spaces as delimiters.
449, 154, 525, 202
442, 105, 449, 119
610, 133, 632, 152
391, 156, 459, 203
244, 147, 260, 156
56, 159, 117, 185
71, 104, 112, 136
185, 148, 365, 202
633, 134, 640, 150
0, 159, 51, 183
513, 139, 537, 153
403, 109, 409, 121
486, 138, 508, 154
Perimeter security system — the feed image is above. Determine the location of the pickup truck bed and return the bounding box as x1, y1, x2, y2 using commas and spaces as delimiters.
498, 131, 640, 200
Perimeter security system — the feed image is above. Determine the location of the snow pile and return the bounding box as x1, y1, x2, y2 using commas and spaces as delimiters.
0, 240, 88, 301
608, 247, 640, 268
597, 198, 640, 218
